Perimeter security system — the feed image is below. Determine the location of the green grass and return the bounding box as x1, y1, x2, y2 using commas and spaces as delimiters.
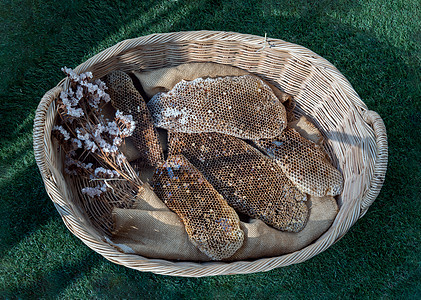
1, 0, 420, 298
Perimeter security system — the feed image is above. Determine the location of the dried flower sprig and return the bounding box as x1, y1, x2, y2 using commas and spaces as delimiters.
53, 67, 138, 198
81, 184, 108, 198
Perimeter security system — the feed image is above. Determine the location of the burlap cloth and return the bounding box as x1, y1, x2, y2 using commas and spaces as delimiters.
106, 63, 338, 261
110, 186, 337, 261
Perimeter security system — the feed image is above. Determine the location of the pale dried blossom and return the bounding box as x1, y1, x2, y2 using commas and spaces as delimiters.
75, 86, 84, 100
60, 67, 110, 116
81, 183, 108, 198
116, 153, 126, 166
95, 79, 107, 90
79, 71, 93, 81
116, 110, 136, 126
60, 90, 84, 118
71, 138, 82, 149
65, 156, 93, 170
105, 121, 120, 136
94, 167, 120, 178
61, 67, 79, 82
55, 67, 138, 198
53, 125, 70, 140
113, 137, 123, 146
76, 127, 99, 153
116, 110, 136, 136
64, 156, 94, 176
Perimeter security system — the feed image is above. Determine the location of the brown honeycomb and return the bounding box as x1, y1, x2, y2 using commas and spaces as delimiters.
151, 154, 244, 260
169, 132, 308, 232
255, 127, 344, 197
104, 71, 163, 166
147, 75, 287, 140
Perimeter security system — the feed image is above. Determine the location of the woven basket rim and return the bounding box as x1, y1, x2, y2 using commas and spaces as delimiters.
33, 30, 388, 277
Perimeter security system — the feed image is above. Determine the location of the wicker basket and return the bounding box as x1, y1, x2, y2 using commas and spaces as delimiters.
33, 31, 387, 277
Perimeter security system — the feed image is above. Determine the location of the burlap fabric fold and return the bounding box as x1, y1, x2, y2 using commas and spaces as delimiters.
133, 62, 292, 103
109, 184, 337, 261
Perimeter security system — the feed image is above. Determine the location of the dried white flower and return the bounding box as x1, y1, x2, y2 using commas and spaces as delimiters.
79, 71, 93, 81
116, 110, 135, 125
57, 66, 134, 198
94, 167, 120, 178
113, 136, 122, 146
84, 82, 98, 94
116, 153, 126, 166
75, 85, 84, 100
95, 79, 107, 89
60, 88, 84, 118
115, 111, 136, 136
62, 67, 79, 82
60, 67, 111, 114
53, 125, 71, 140
81, 183, 108, 198
102, 92, 111, 102
106, 121, 120, 136
67, 106, 84, 118
64, 167, 78, 175
71, 138, 82, 149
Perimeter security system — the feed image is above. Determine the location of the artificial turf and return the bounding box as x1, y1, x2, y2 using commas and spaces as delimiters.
1, 0, 420, 298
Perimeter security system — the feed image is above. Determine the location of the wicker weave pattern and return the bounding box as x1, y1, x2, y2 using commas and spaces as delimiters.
33, 31, 388, 277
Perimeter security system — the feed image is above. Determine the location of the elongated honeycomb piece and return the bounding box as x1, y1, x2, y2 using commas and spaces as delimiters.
151, 154, 244, 260
169, 132, 308, 232
147, 75, 287, 140
104, 71, 163, 166
255, 127, 343, 197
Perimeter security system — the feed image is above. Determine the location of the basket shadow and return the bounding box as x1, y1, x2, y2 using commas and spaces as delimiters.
0, 0, 191, 258
3, 252, 103, 299
0, 161, 58, 257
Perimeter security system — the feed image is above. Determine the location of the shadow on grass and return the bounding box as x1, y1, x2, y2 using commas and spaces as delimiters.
1, 0, 419, 298
0, 162, 57, 257
2, 251, 103, 299
0, 0, 193, 256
